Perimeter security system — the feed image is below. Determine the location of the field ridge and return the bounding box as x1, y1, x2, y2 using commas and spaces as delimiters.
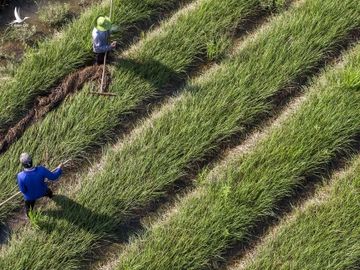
243, 151, 360, 269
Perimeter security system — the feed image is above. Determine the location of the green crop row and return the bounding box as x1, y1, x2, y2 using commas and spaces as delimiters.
2, 0, 359, 268
0, 0, 265, 222
0, 0, 266, 268
116, 40, 360, 269
0, 0, 184, 132
245, 156, 360, 269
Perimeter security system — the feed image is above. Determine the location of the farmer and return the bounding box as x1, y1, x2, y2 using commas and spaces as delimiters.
92, 15, 117, 65
17, 153, 63, 217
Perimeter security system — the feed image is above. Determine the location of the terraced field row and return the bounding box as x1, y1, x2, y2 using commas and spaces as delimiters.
1, 0, 359, 269
0, 0, 185, 132
243, 154, 360, 269
0, 0, 270, 222
115, 40, 360, 270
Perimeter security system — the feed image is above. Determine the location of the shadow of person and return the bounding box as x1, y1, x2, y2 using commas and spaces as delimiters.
41, 195, 137, 241
113, 57, 185, 95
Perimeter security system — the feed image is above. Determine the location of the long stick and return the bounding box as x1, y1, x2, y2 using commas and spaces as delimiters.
0, 160, 71, 207
109, 0, 113, 19
59, 159, 72, 168
0, 192, 21, 208
99, 0, 114, 93
100, 54, 108, 93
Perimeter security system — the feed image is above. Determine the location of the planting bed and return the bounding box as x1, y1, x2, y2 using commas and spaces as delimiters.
117, 39, 360, 270
0, 0, 358, 268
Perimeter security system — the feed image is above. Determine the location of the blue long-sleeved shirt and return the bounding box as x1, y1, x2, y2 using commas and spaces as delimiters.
92, 28, 112, 53
17, 166, 62, 201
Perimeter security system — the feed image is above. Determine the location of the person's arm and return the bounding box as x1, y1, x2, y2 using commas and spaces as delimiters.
40, 166, 62, 181
17, 176, 27, 194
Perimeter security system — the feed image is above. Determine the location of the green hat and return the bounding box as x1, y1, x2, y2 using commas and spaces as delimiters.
96, 16, 112, 31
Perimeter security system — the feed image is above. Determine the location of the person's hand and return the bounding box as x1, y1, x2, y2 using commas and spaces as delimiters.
111, 41, 117, 49
57, 163, 63, 170
110, 25, 119, 32
57, 159, 71, 170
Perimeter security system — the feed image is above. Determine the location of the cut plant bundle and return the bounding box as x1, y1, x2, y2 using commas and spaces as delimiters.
0, 0, 185, 133
245, 156, 360, 269
1, 0, 360, 269
0, 0, 265, 221
116, 42, 360, 269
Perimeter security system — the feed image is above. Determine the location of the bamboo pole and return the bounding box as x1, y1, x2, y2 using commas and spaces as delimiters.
99, 0, 114, 93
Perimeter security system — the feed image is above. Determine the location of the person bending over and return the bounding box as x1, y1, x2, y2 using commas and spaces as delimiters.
17, 153, 63, 217
92, 15, 117, 65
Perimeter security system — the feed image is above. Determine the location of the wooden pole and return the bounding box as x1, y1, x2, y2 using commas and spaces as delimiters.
0, 192, 21, 208
99, 0, 113, 93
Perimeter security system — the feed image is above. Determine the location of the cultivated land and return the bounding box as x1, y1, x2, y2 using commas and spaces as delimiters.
244, 155, 360, 269
0, 0, 269, 222
0, 0, 274, 268
116, 40, 360, 269
0, 0, 184, 133
0, 0, 359, 268
0, 0, 268, 221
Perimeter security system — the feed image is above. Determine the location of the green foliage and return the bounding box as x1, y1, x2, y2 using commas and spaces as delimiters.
0, 0, 263, 222
0, 0, 181, 133
247, 156, 360, 269
28, 209, 46, 230
0, 0, 264, 268
1, 24, 37, 44
1, 0, 360, 269
117, 42, 360, 270
0, 61, 16, 80
206, 36, 231, 61
38, 2, 71, 27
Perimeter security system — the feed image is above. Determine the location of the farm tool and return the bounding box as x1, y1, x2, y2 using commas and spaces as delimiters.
91, 0, 117, 97
0, 159, 71, 208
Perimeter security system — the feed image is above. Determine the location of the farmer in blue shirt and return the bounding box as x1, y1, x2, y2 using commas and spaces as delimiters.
92, 15, 117, 65
17, 153, 63, 217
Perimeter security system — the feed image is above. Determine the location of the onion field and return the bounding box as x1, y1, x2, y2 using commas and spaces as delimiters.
0, 0, 359, 269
